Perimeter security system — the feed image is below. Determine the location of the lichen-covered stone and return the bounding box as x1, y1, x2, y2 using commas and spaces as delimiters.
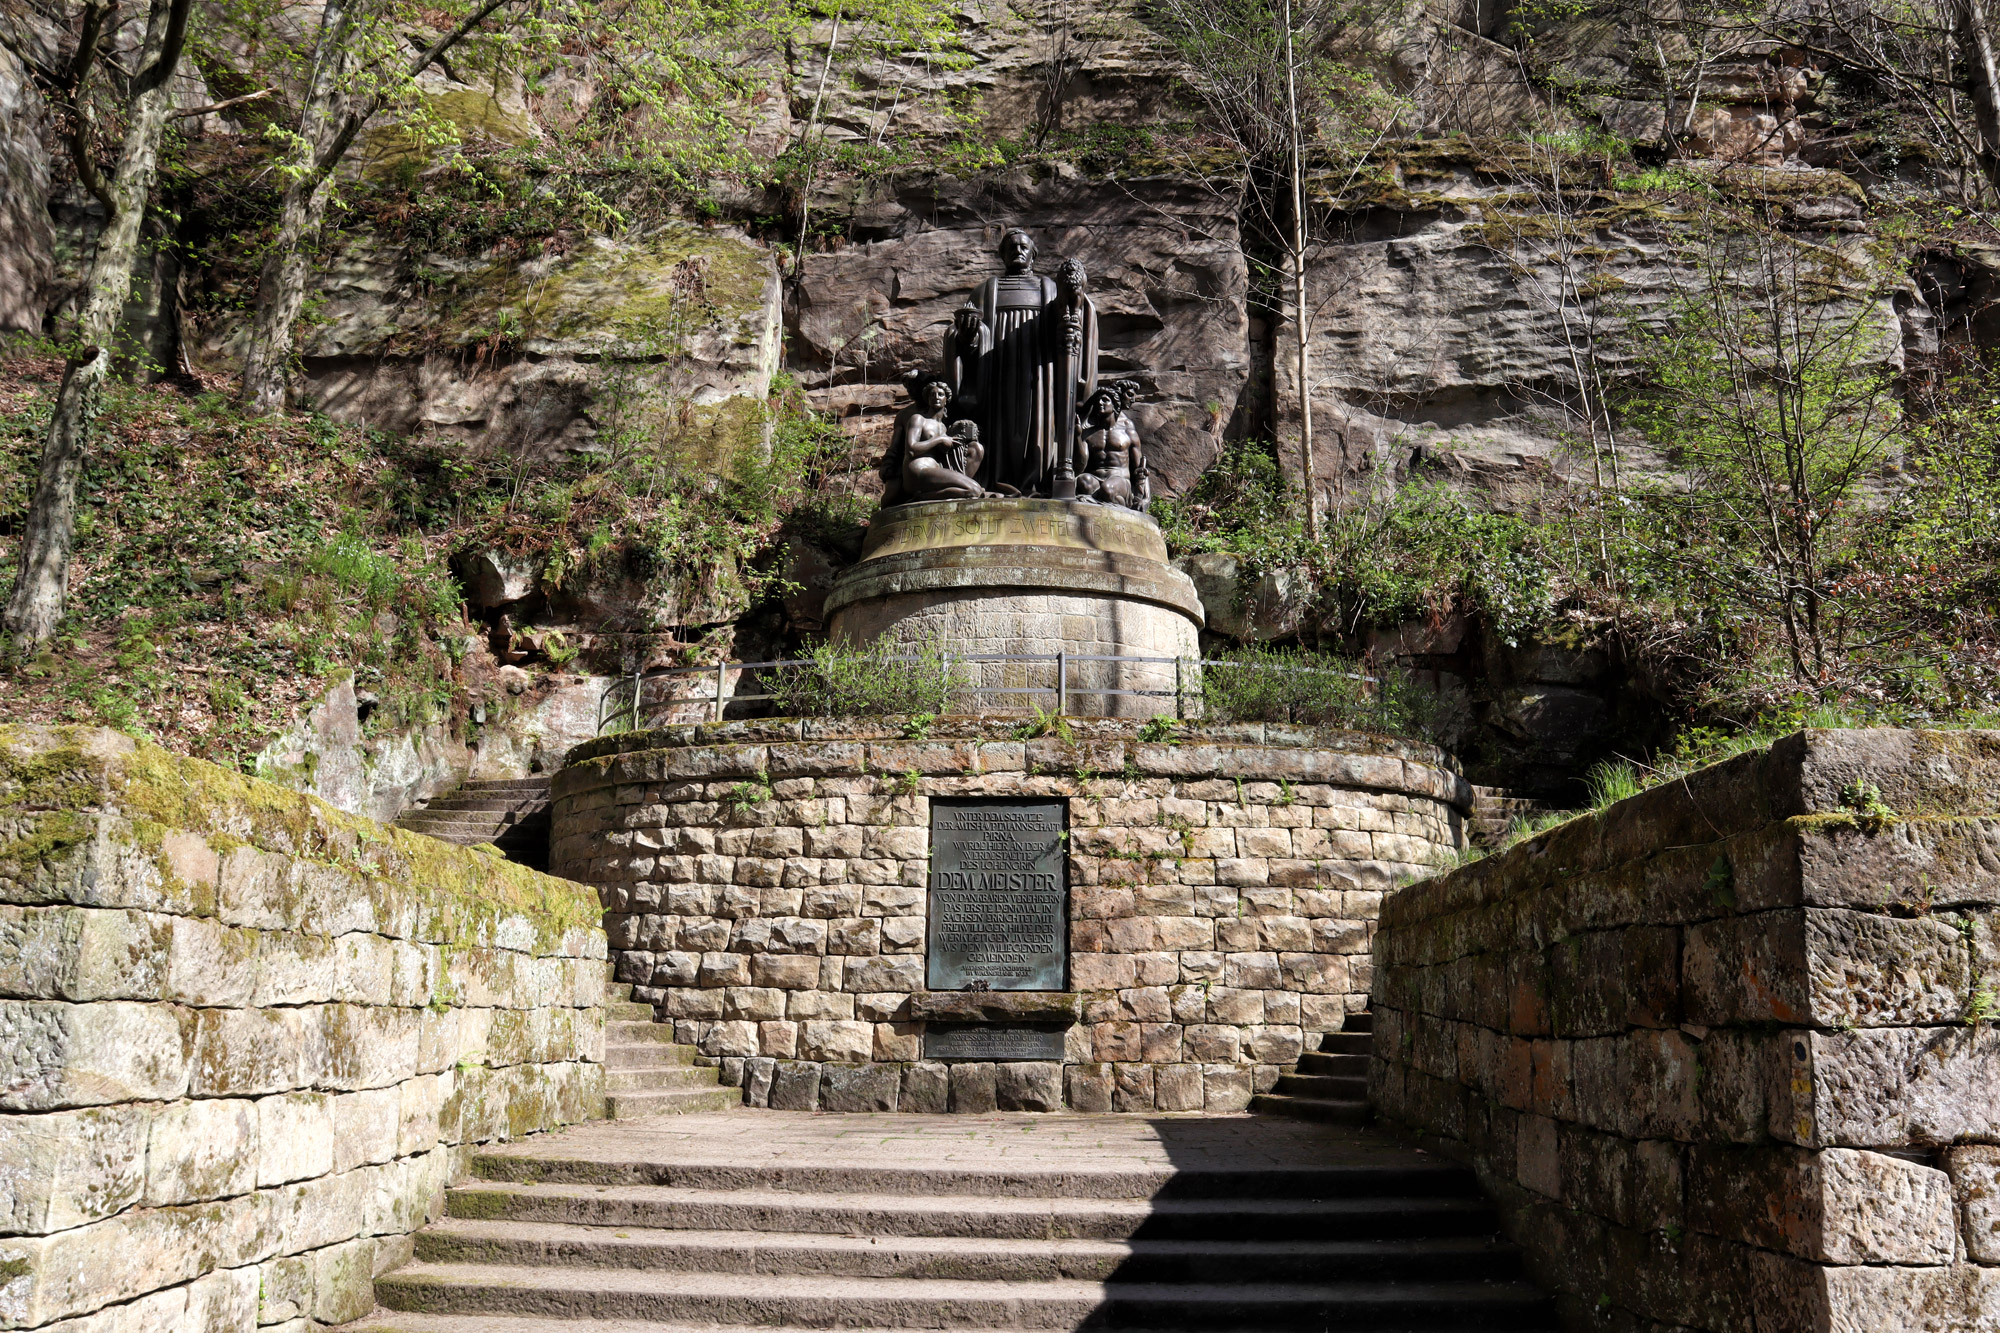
0, 727, 607, 1329
289, 224, 782, 475
1372, 728, 2000, 1333
0, 1105, 146, 1233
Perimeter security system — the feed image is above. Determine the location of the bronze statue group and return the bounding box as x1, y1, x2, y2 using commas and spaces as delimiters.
881, 230, 1152, 512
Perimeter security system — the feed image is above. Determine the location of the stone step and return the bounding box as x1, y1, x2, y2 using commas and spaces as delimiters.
349, 1315, 1553, 1333
417, 796, 541, 814
605, 1042, 700, 1069
604, 1001, 656, 1022
398, 827, 508, 848
605, 1086, 744, 1118
1469, 787, 1558, 849
606, 1066, 722, 1093
1296, 1051, 1370, 1077
463, 1150, 1479, 1200
1249, 1094, 1370, 1125
1344, 1012, 1373, 1035
457, 777, 554, 794
1271, 1073, 1367, 1100
373, 1264, 1555, 1328
444, 1182, 1502, 1241
1316, 1031, 1373, 1056
397, 813, 512, 836
412, 1219, 1531, 1283
605, 1020, 681, 1045
398, 808, 512, 826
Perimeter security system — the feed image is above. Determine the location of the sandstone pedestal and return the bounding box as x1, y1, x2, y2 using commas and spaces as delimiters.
825, 499, 1204, 719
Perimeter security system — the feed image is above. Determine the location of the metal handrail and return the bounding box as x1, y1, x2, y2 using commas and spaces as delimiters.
596, 653, 1378, 736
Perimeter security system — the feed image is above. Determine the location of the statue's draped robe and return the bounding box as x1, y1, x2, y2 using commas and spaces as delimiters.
960, 273, 1097, 495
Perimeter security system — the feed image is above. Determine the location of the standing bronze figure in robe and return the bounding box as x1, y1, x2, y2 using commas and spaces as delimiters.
943, 229, 1099, 497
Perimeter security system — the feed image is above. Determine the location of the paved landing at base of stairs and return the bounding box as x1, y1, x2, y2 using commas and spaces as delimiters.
474, 1108, 1437, 1175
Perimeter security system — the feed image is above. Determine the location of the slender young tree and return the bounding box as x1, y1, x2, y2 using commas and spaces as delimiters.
1477, 99, 1630, 570
1280, 0, 1316, 536
1626, 200, 1902, 690
1144, 0, 1395, 533
236, 0, 524, 414
6, 0, 194, 653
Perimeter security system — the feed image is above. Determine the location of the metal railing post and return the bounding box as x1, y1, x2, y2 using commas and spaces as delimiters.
592, 649, 1382, 736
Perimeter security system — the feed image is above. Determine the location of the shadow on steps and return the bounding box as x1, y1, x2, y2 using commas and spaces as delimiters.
393, 775, 553, 872
345, 1069, 1558, 1333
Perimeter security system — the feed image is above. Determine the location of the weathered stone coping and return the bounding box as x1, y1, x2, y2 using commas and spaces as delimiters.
822, 543, 1206, 620
907, 992, 1084, 1022
860, 497, 1171, 563
559, 716, 1472, 813
1380, 727, 2000, 941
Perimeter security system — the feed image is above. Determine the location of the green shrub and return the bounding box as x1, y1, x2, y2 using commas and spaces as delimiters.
764, 639, 964, 718
1199, 645, 1463, 744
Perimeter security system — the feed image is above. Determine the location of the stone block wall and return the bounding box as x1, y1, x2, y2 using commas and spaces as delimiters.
0, 727, 607, 1332
554, 716, 1467, 1112
1370, 728, 2000, 1332
829, 585, 1201, 720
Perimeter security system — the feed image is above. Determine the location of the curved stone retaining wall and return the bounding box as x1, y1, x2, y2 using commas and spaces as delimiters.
553, 717, 1469, 1113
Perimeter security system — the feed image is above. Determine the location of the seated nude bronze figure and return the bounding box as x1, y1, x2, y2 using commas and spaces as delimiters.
880, 377, 987, 504
1074, 386, 1151, 511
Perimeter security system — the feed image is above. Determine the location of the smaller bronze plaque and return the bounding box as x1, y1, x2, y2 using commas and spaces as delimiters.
924, 1024, 1068, 1061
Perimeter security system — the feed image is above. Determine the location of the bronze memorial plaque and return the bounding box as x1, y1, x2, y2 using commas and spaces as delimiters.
925, 799, 1067, 992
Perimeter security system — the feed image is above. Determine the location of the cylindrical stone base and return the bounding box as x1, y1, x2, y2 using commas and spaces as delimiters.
825, 499, 1205, 719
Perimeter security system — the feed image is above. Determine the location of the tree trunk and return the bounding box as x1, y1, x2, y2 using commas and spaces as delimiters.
1964, 0, 2000, 194
238, 0, 351, 414
1282, 0, 1317, 539
238, 175, 332, 414
4, 45, 179, 653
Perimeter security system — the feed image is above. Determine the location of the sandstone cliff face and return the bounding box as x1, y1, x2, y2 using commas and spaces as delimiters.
3, 0, 1957, 797
795, 0, 1183, 144
230, 224, 785, 464
1271, 164, 1897, 507
0, 8, 56, 333
214, 0, 1911, 507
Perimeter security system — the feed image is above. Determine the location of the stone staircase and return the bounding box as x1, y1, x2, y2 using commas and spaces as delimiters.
602, 985, 741, 1118
1253, 1011, 1373, 1122
1469, 785, 1554, 850
346, 1112, 1556, 1332
394, 775, 553, 870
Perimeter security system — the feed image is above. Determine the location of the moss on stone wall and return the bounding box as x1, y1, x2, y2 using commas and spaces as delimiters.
0, 725, 600, 951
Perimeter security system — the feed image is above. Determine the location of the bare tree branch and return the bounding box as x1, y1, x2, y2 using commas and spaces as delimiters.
172, 86, 274, 117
